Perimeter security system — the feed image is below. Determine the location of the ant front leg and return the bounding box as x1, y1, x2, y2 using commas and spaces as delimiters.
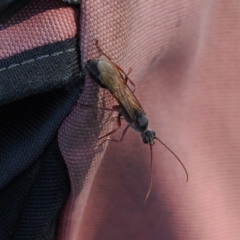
101, 124, 130, 144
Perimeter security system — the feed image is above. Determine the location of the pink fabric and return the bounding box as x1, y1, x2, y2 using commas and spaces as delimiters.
58, 0, 240, 239
0, 0, 77, 58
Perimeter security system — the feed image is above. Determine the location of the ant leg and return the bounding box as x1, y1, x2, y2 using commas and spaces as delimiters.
102, 124, 130, 144
110, 115, 124, 122
123, 68, 132, 83
81, 103, 124, 141
99, 113, 122, 140
95, 40, 136, 93
95, 39, 136, 93
80, 103, 120, 113
122, 68, 136, 93
95, 39, 113, 60
117, 66, 136, 93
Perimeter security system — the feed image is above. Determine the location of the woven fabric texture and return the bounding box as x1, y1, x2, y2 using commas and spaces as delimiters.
58, 0, 240, 240
0, 0, 77, 58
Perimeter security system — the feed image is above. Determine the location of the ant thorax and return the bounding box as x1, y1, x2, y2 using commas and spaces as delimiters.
119, 107, 149, 134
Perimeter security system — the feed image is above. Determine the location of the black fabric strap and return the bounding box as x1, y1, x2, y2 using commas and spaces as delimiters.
0, 37, 83, 239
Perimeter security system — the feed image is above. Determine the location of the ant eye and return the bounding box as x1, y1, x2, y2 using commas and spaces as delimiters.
143, 139, 148, 144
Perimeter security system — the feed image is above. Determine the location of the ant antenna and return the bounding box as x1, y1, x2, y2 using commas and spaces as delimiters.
154, 137, 189, 182
144, 137, 188, 203
144, 144, 153, 203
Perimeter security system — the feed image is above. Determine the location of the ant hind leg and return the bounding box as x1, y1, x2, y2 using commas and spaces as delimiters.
95, 39, 136, 93
95, 39, 113, 60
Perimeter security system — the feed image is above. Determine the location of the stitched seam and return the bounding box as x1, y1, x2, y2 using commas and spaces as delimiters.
0, 48, 75, 72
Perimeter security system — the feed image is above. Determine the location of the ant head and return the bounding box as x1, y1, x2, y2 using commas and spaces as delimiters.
141, 129, 156, 145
